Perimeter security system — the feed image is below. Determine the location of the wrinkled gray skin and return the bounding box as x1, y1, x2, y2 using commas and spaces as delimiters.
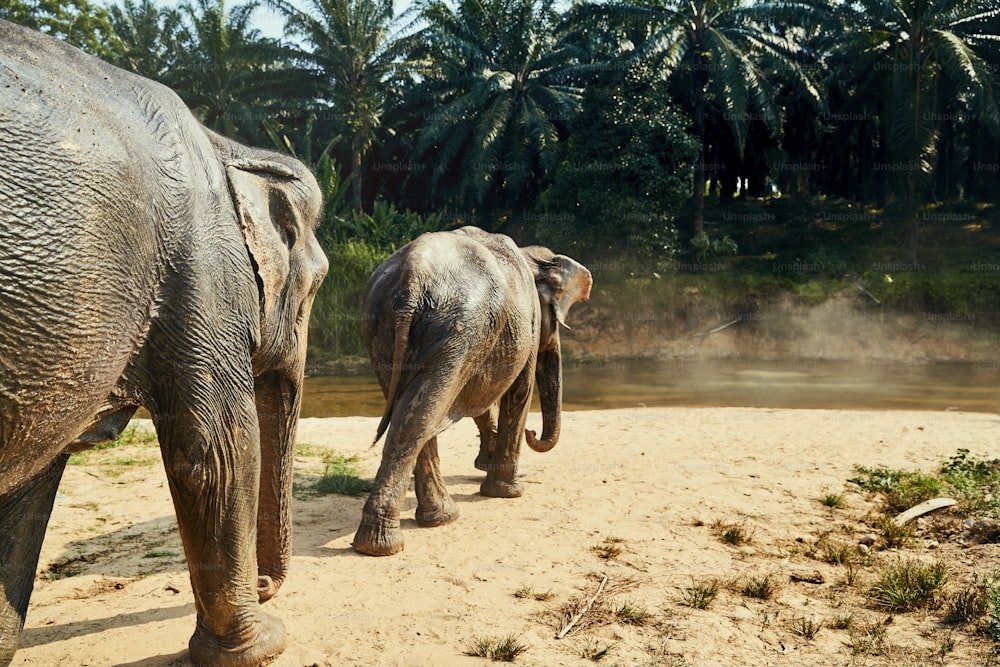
354, 227, 592, 556
0, 21, 328, 667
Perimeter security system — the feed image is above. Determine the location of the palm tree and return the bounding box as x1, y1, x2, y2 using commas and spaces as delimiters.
166, 0, 304, 144
267, 0, 399, 213
106, 0, 184, 81
0, 0, 116, 56
570, 0, 824, 238
826, 0, 1000, 261
393, 0, 586, 221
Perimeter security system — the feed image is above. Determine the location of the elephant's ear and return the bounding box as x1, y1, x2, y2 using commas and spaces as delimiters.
523, 247, 593, 328
223, 159, 299, 312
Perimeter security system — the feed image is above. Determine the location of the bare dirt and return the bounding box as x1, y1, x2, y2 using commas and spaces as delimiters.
11, 408, 1000, 666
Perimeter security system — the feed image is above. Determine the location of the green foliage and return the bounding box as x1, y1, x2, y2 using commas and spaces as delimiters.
947, 574, 991, 625
68, 424, 158, 465
0, 0, 117, 56
981, 573, 1000, 644
851, 450, 1000, 518
866, 269, 1000, 327
610, 599, 651, 626
307, 197, 446, 361
541, 75, 697, 266
790, 615, 822, 640
741, 573, 778, 600
848, 618, 888, 656
868, 558, 948, 612
679, 578, 720, 609
578, 637, 616, 662
394, 0, 583, 216
849, 465, 943, 513
820, 491, 847, 509
162, 0, 308, 145
940, 449, 1000, 517
271, 0, 401, 211
313, 452, 372, 497
711, 519, 753, 546
308, 238, 387, 360
690, 232, 738, 264
106, 0, 184, 80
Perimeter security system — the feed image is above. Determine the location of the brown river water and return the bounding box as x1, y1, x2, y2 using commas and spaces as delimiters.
300, 359, 1000, 418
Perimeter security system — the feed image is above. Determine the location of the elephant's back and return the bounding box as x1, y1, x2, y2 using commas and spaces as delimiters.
0, 22, 178, 476
363, 228, 538, 420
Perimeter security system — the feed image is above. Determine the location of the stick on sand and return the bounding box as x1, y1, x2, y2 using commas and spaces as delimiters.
557, 575, 608, 639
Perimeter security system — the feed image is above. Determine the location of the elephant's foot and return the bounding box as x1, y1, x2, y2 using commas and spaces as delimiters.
415, 498, 459, 527
480, 477, 524, 498
188, 610, 286, 667
352, 516, 404, 556
474, 453, 490, 471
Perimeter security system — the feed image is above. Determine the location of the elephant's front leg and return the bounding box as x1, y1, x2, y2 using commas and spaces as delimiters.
473, 404, 499, 472
481, 363, 534, 498
414, 436, 459, 527
0, 454, 67, 665
154, 391, 285, 667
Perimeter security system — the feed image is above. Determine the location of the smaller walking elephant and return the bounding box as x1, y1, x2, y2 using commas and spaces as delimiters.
353, 226, 592, 556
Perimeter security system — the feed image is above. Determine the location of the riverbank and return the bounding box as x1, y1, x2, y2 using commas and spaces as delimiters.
15, 407, 1000, 666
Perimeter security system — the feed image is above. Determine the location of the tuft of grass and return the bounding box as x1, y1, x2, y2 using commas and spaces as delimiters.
850, 464, 943, 512
465, 634, 528, 662
980, 572, 1000, 644
577, 637, 616, 662
314, 452, 372, 497
940, 449, 1000, 517
143, 550, 178, 559
679, 578, 720, 610
611, 599, 651, 626
947, 575, 989, 624
849, 618, 889, 656
69, 424, 159, 466
790, 615, 822, 640
875, 514, 914, 549
590, 541, 622, 560
710, 519, 753, 546
741, 573, 778, 600
513, 585, 552, 601
820, 491, 847, 509
832, 612, 855, 630
822, 540, 854, 566
843, 562, 865, 589
868, 558, 948, 612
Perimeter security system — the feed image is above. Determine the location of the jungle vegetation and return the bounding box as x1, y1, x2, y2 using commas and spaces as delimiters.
2, 0, 998, 359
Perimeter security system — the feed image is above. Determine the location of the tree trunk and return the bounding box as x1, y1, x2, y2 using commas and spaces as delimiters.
351, 137, 363, 214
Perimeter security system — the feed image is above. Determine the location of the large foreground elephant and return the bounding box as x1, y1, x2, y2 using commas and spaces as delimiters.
0, 21, 328, 667
353, 227, 592, 556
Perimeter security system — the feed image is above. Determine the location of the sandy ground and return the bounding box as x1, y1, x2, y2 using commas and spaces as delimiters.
10, 407, 1000, 667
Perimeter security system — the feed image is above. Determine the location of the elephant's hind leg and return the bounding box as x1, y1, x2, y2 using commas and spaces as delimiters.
353, 434, 420, 556
354, 409, 450, 556
414, 437, 458, 527
0, 454, 68, 666
472, 405, 498, 472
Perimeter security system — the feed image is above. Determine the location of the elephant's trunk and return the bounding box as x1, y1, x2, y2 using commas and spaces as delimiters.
525, 346, 561, 452
254, 372, 300, 602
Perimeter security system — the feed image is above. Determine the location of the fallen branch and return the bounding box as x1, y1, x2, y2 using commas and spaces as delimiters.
893, 497, 957, 526
556, 574, 608, 639
854, 282, 881, 305
679, 318, 741, 340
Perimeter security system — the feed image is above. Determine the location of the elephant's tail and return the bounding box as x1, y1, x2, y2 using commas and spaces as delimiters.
373, 298, 415, 446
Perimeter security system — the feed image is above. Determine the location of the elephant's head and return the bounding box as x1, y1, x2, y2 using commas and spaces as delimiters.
209, 131, 329, 602
520, 247, 592, 453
